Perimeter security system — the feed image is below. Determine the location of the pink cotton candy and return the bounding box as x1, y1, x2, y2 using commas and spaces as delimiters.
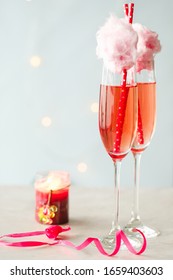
133, 23, 161, 72
96, 15, 138, 73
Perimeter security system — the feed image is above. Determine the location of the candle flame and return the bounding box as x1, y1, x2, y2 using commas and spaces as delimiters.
35, 171, 70, 192
47, 176, 62, 191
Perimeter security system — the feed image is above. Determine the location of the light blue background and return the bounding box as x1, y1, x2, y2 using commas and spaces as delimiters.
0, 0, 172, 188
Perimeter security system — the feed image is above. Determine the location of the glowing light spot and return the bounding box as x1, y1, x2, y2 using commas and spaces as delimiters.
90, 102, 99, 113
30, 56, 42, 68
77, 162, 88, 173
41, 116, 52, 127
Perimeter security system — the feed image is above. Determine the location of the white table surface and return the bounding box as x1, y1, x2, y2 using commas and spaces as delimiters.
0, 185, 173, 260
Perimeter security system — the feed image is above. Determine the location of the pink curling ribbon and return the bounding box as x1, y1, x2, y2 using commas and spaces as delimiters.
0, 225, 146, 256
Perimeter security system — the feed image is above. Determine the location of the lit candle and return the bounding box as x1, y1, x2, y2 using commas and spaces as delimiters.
35, 171, 70, 225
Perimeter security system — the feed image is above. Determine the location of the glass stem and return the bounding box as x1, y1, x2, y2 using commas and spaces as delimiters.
112, 160, 122, 230
131, 152, 142, 221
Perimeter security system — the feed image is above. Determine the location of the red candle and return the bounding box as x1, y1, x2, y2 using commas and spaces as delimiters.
35, 171, 70, 225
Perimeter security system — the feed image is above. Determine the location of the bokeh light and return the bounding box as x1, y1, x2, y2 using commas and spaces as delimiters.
77, 162, 88, 173
41, 116, 52, 127
30, 56, 42, 68
90, 102, 99, 113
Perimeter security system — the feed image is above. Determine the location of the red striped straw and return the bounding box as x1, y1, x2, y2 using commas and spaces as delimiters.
123, 3, 144, 146
137, 100, 144, 144
114, 3, 135, 153
129, 3, 134, 24
124, 3, 129, 17
126, 3, 144, 145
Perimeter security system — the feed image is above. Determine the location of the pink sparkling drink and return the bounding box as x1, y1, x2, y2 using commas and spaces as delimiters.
132, 82, 156, 153
99, 84, 138, 161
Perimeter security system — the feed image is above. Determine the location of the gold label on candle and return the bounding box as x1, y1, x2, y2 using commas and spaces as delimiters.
38, 204, 58, 225
37, 190, 58, 224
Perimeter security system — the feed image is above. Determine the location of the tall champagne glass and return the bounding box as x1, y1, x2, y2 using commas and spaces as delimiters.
99, 65, 138, 249
124, 59, 160, 238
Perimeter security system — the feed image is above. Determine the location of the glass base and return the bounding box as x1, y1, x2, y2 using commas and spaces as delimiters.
124, 218, 160, 239
100, 226, 142, 250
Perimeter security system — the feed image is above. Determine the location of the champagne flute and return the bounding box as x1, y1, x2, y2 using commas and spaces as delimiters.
99, 65, 138, 249
124, 59, 160, 238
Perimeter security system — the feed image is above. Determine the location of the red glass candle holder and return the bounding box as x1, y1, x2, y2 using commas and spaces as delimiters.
35, 171, 70, 225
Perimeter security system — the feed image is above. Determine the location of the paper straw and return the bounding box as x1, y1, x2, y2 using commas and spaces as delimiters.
125, 3, 144, 145
129, 3, 134, 24
114, 3, 135, 153
124, 3, 129, 17
137, 100, 144, 144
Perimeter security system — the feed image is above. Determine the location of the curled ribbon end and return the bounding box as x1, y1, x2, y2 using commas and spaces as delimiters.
134, 228, 147, 255
45, 225, 71, 239
119, 228, 147, 255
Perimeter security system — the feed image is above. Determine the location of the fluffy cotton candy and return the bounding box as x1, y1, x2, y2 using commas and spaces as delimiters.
96, 15, 138, 73
133, 23, 161, 72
